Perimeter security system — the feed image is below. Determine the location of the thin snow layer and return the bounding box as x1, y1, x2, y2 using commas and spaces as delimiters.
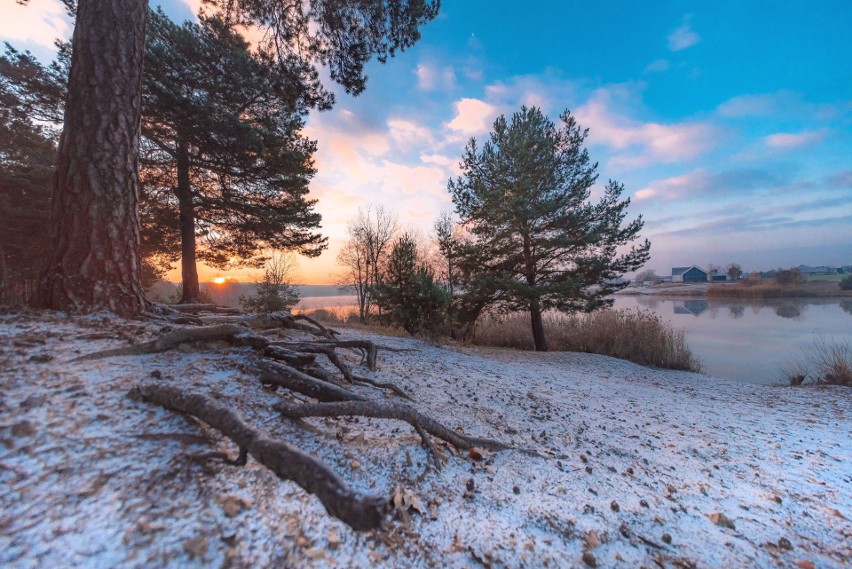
1, 311, 850, 568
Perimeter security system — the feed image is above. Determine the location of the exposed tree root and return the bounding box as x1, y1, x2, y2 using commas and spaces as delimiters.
73, 324, 269, 361
351, 375, 412, 400
283, 340, 378, 371
168, 303, 241, 314
275, 400, 511, 470
133, 383, 387, 530
291, 313, 338, 339
256, 360, 367, 402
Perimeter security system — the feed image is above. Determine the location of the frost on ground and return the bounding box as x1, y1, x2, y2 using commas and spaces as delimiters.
1, 310, 850, 568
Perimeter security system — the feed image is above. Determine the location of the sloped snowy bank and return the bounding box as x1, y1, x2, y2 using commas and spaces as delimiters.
1, 311, 849, 568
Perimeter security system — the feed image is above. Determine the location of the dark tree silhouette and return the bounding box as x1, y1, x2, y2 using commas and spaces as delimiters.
18, 0, 439, 315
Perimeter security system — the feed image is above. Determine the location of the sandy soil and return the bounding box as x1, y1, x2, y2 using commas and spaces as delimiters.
1, 310, 850, 568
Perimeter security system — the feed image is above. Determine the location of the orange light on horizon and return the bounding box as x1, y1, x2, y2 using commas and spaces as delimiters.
212, 277, 227, 284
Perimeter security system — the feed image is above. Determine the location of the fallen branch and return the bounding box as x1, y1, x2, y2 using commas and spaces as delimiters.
275, 400, 511, 470
133, 383, 386, 530
292, 313, 339, 339
73, 325, 269, 361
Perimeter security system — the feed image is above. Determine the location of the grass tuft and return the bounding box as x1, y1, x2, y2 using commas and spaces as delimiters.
782, 337, 852, 386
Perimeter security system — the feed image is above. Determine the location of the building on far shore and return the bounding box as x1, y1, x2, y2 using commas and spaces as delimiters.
672, 266, 708, 283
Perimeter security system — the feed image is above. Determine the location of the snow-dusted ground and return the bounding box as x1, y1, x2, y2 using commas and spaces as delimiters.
1, 310, 850, 568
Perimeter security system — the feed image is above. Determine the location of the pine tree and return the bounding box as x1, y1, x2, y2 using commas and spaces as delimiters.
449, 106, 650, 351
16, 0, 440, 315
140, 10, 327, 303
374, 233, 449, 335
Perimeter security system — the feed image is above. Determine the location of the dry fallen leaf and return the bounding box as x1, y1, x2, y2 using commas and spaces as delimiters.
583, 530, 601, 549
218, 494, 251, 517
795, 561, 815, 569
706, 512, 736, 530
304, 547, 326, 560
328, 529, 341, 550
183, 536, 207, 559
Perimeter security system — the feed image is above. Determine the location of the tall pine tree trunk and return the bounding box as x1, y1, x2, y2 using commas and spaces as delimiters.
529, 297, 548, 352
36, 0, 148, 316
175, 138, 200, 304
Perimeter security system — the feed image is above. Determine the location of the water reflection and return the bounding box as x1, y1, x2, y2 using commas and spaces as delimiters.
774, 304, 803, 319
672, 299, 710, 316
614, 295, 851, 384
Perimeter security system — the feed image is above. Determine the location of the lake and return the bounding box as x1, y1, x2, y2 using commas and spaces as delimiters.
613, 295, 852, 385
295, 293, 852, 386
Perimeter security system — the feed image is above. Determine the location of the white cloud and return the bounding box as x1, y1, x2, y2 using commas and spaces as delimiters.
0, 0, 71, 49
763, 130, 826, 149
668, 22, 700, 51
574, 89, 718, 167
446, 98, 499, 136
644, 59, 670, 73
415, 62, 456, 91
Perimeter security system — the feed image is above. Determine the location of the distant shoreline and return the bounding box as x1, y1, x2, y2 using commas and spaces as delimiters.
620, 281, 848, 298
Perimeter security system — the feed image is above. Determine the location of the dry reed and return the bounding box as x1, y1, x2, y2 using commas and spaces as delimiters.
473, 308, 702, 372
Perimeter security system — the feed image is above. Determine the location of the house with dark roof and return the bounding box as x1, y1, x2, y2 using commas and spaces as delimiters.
672, 266, 708, 283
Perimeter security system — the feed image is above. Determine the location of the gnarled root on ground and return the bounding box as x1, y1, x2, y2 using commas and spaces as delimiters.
132, 383, 386, 530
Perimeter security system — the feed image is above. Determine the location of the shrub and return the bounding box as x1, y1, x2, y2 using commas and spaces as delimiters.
840, 275, 852, 291
239, 253, 299, 313
782, 337, 852, 386
472, 308, 702, 372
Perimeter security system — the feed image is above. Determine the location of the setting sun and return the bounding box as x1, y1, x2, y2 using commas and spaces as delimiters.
212, 277, 227, 284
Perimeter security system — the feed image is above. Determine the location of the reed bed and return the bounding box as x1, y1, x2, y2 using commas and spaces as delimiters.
473, 308, 702, 372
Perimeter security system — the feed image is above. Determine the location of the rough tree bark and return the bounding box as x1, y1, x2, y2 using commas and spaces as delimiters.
175, 137, 200, 304
36, 0, 149, 317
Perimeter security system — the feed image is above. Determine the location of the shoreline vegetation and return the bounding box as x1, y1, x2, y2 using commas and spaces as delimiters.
303, 306, 702, 373
620, 280, 849, 299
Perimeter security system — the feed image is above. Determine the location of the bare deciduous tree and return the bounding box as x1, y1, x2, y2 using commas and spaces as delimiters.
336, 204, 398, 323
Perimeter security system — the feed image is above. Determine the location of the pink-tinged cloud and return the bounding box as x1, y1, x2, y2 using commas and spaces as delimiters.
446, 98, 499, 136
635, 169, 707, 201
763, 130, 825, 149
388, 118, 435, 149
0, 0, 71, 48
668, 22, 700, 51
575, 90, 717, 167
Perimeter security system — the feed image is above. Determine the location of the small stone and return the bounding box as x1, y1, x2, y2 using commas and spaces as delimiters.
351, 460, 360, 469
666, 484, 677, 494
466, 479, 475, 492
625, 467, 634, 476
774, 495, 783, 504
610, 501, 620, 512
513, 485, 520, 495
581, 551, 597, 567
585, 466, 593, 474
218, 495, 251, 517
778, 537, 793, 551
150, 370, 163, 379
580, 454, 588, 463
640, 499, 649, 508
662, 533, 672, 544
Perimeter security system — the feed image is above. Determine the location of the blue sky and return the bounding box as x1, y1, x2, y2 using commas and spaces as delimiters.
4, 0, 851, 283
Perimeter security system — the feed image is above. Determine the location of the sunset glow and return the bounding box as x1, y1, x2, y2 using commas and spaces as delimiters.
212, 277, 227, 284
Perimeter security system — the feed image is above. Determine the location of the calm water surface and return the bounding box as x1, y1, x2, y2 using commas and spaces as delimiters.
295, 293, 852, 385
613, 295, 852, 385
